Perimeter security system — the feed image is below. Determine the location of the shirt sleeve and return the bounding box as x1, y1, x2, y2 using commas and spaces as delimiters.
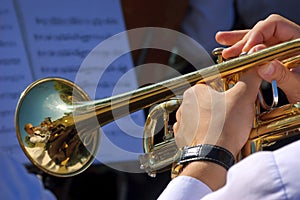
202, 140, 300, 200
157, 175, 212, 200
30, 135, 43, 143
158, 140, 300, 200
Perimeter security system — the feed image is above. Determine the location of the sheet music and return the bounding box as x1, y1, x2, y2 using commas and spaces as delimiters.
0, 0, 33, 161
0, 0, 145, 166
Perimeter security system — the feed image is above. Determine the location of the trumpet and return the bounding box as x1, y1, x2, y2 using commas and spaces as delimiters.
15, 39, 300, 177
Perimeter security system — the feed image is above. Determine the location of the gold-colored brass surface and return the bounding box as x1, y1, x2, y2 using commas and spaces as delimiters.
15, 39, 300, 177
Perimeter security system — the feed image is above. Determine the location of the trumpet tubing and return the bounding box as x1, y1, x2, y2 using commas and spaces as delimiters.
140, 102, 300, 177
15, 39, 300, 177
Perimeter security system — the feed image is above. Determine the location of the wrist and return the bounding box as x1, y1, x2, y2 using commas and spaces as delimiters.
215, 133, 249, 158
174, 144, 234, 191
215, 141, 240, 159
180, 160, 227, 191
191, 135, 242, 158
172, 144, 235, 181
179, 144, 235, 170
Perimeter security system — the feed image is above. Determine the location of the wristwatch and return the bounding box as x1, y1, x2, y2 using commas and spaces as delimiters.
171, 144, 235, 179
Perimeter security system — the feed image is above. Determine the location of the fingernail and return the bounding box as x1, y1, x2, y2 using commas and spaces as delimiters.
239, 52, 248, 56
258, 63, 275, 76
242, 41, 250, 53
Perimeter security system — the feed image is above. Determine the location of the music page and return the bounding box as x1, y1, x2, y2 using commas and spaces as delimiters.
0, 0, 145, 167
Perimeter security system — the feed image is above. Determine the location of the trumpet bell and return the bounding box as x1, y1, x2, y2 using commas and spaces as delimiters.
15, 78, 100, 177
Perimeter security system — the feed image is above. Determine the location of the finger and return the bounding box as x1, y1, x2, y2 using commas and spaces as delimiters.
174, 106, 182, 135
215, 30, 249, 46
248, 44, 268, 54
221, 39, 247, 59
216, 30, 249, 59
175, 106, 182, 124
243, 14, 300, 52
222, 42, 266, 61
241, 20, 267, 53
173, 122, 179, 135
257, 60, 300, 103
228, 68, 262, 103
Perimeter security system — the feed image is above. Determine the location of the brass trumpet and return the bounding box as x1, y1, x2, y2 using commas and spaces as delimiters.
15, 39, 300, 177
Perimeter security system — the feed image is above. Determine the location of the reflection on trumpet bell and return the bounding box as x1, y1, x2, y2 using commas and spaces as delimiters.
24, 123, 94, 174
15, 78, 100, 177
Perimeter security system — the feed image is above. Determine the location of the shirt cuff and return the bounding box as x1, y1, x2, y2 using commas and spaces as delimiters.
157, 175, 212, 200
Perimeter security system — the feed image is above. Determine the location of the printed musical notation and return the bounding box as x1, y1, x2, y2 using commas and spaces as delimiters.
0, 0, 145, 165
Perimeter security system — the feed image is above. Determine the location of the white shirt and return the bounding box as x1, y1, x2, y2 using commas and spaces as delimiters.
158, 140, 300, 200
29, 127, 51, 144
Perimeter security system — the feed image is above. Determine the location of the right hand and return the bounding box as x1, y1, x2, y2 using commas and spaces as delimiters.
215, 14, 300, 59
215, 14, 300, 103
257, 60, 300, 103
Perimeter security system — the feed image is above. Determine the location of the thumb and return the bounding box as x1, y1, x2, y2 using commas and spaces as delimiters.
230, 69, 262, 103
257, 60, 300, 103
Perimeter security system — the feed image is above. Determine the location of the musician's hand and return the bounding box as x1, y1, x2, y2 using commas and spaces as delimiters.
215, 14, 300, 59
257, 60, 300, 103
173, 69, 262, 158
215, 14, 300, 103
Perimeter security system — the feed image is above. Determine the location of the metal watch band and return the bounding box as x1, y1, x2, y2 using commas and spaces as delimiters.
179, 144, 235, 170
